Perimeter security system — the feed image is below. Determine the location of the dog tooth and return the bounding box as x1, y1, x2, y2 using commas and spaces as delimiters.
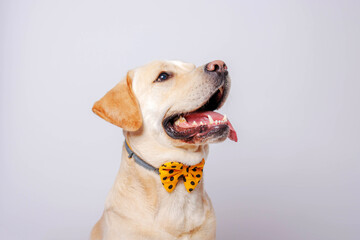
179, 116, 187, 123
192, 121, 197, 126
207, 115, 214, 124
222, 115, 227, 122
215, 120, 218, 124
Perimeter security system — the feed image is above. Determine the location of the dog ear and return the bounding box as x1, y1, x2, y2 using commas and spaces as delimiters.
92, 72, 142, 131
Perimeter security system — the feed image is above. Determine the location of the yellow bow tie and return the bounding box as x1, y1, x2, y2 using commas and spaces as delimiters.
159, 159, 205, 193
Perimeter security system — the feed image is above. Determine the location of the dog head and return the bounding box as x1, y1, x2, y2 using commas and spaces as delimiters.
93, 60, 237, 147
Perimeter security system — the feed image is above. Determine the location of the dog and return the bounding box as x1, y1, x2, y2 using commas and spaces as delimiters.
91, 60, 237, 240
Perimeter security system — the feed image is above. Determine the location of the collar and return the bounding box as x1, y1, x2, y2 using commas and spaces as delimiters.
124, 140, 159, 174
125, 140, 205, 193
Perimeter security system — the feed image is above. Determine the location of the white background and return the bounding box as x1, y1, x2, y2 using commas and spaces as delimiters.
1, 0, 359, 239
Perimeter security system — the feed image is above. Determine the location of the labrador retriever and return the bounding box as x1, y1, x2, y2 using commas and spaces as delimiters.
91, 60, 237, 240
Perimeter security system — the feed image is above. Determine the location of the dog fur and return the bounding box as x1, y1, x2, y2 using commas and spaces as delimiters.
91, 60, 231, 240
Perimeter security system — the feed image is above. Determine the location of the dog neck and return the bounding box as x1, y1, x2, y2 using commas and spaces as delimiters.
103, 134, 213, 236
124, 131, 209, 167
124, 140, 159, 173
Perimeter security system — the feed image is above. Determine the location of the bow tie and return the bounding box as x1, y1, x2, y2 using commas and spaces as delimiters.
124, 140, 205, 193
159, 159, 205, 193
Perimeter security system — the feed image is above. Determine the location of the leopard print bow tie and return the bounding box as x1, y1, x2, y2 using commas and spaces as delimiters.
159, 159, 205, 193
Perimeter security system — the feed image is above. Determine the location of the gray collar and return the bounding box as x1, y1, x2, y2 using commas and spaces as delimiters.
125, 140, 159, 174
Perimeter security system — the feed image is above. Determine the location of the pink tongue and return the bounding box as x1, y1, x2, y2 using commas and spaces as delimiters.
184, 111, 238, 142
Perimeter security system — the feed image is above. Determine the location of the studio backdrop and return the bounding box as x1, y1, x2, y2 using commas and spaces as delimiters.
1, 0, 359, 239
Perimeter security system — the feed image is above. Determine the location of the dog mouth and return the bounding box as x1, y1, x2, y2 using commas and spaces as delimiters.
162, 86, 238, 143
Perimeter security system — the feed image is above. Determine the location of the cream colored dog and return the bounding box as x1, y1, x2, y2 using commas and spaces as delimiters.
91, 60, 237, 240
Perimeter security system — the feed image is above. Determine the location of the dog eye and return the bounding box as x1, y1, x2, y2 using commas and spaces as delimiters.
155, 72, 171, 82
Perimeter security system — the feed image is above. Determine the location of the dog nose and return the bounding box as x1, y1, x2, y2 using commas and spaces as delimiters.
205, 60, 228, 74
